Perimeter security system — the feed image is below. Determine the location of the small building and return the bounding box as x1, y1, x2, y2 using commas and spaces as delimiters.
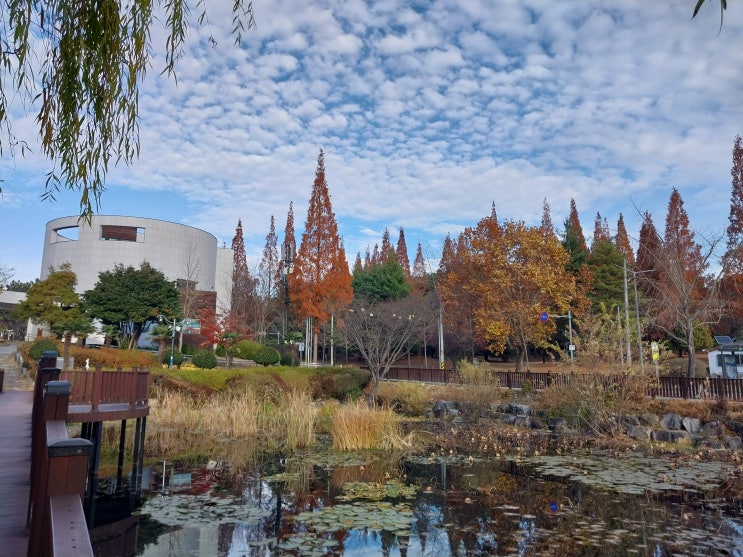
708, 337, 743, 379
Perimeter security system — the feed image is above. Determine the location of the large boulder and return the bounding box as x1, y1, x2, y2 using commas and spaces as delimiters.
627, 425, 651, 439
652, 429, 690, 443
660, 413, 683, 430
682, 417, 701, 434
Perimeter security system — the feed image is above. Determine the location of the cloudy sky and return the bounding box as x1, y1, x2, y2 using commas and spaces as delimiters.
1, 0, 742, 284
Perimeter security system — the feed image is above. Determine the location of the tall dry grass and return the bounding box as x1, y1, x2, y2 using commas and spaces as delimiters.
330, 400, 413, 451
102, 386, 319, 459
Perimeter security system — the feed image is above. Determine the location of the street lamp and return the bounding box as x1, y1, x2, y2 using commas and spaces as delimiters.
281, 240, 295, 338
158, 315, 183, 370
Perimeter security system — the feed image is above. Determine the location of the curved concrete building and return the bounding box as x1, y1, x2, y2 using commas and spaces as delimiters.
40, 216, 233, 309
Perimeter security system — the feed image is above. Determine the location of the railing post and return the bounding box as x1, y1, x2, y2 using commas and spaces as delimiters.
92, 367, 103, 411
29, 352, 61, 530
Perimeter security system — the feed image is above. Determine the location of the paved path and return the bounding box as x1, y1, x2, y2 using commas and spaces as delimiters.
0, 343, 33, 392
0, 389, 32, 556
0, 344, 33, 555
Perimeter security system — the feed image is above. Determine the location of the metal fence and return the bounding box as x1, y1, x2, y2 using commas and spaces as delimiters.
380, 366, 743, 402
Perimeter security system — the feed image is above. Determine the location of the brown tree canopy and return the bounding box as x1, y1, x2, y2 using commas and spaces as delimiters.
396, 227, 411, 277
289, 149, 353, 362
615, 213, 635, 264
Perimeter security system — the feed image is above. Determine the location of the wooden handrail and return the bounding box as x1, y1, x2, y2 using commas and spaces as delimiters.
49, 495, 94, 557
27, 372, 95, 557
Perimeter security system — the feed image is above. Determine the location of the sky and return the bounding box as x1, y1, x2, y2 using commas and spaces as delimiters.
1, 0, 742, 285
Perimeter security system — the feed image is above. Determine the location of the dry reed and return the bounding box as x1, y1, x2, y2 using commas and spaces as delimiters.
330, 400, 412, 451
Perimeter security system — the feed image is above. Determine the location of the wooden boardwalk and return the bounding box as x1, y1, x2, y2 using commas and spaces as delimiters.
0, 390, 33, 557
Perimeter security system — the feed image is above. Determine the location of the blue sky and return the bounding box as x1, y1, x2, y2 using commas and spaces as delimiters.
1, 0, 742, 284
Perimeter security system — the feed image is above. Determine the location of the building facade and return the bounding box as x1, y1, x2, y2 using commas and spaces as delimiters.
40, 215, 233, 312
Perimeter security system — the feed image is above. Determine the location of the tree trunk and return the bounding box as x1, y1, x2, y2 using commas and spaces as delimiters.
687, 326, 696, 378
514, 349, 524, 373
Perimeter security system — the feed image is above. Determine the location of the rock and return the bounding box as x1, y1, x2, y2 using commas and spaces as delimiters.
696, 439, 725, 450
700, 421, 723, 437
509, 403, 532, 416
660, 413, 683, 430
652, 429, 690, 443
500, 414, 517, 425
640, 413, 660, 427
724, 436, 743, 451
432, 400, 457, 419
682, 417, 701, 434
513, 416, 531, 428
491, 403, 511, 414
627, 425, 651, 439
548, 417, 568, 431
622, 414, 640, 428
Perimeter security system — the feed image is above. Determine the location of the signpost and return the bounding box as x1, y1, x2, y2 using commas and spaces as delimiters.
651, 341, 660, 380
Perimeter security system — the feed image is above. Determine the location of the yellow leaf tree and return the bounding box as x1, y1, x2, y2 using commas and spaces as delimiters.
462, 219, 578, 371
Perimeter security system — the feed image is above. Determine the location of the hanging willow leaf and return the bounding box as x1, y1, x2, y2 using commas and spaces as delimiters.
0, 0, 255, 220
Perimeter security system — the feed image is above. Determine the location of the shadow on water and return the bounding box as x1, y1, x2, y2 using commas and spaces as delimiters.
122, 447, 743, 557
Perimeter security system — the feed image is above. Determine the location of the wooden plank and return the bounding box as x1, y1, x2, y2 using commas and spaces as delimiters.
49, 495, 94, 557
0, 391, 33, 557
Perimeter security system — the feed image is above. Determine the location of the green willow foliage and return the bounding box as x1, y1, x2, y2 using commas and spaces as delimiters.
0, 0, 254, 219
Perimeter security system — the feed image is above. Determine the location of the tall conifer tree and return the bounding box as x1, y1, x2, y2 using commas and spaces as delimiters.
289, 149, 353, 362
396, 227, 411, 277
615, 213, 635, 264
230, 220, 256, 332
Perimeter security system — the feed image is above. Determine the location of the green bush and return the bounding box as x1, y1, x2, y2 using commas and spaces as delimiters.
280, 353, 296, 366
29, 339, 59, 361
235, 340, 262, 360
162, 348, 184, 368
192, 348, 218, 369
254, 345, 280, 366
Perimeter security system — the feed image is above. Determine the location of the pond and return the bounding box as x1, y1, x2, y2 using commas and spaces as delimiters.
131, 449, 743, 557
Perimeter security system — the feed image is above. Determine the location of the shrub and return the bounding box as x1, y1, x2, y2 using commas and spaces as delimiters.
192, 348, 218, 369
380, 381, 431, 416
254, 345, 280, 366
310, 368, 372, 400
235, 340, 262, 360
162, 349, 185, 368
280, 353, 296, 366
29, 338, 60, 360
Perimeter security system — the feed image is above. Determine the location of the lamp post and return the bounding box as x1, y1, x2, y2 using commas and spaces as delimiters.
158, 315, 183, 370
281, 240, 295, 338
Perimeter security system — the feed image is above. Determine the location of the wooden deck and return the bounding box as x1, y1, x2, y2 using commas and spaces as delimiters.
0, 390, 33, 557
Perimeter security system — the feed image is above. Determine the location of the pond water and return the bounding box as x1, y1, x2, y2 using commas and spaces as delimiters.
131, 450, 743, 557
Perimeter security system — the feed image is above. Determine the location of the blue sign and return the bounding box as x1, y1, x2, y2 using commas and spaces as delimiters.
540, 311, 549, 323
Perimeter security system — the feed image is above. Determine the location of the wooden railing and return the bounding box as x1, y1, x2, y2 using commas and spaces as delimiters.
60, 367, 150, 410
28, 351, 95, 557
381, 365, 743, 401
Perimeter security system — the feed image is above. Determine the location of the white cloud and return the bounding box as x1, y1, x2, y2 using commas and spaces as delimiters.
3, 0, 743, 282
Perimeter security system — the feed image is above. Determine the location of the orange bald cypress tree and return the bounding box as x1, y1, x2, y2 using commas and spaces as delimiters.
615, 213, 634, 264
396, 227, 411, 277
289, 150, 353, 362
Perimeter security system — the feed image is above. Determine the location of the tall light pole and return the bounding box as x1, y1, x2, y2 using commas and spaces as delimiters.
158, 315, 183, 370
281, 240, 294, 339
623, 259, 632, 366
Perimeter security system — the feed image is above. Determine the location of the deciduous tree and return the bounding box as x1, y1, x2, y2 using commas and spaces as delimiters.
12, 263, 89, 366
289, 150, 353, 363
83, 262, 180, 349
198, 307, 245, 369
396, 228, 411, 277
343, 296, 432, 395
230, 220, 258, 333
638, 191, 723, 377
462, 220, 579, 371
615, 213, 634, 264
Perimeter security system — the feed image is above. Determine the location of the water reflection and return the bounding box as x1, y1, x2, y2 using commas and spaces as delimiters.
134, 454, 743, 557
